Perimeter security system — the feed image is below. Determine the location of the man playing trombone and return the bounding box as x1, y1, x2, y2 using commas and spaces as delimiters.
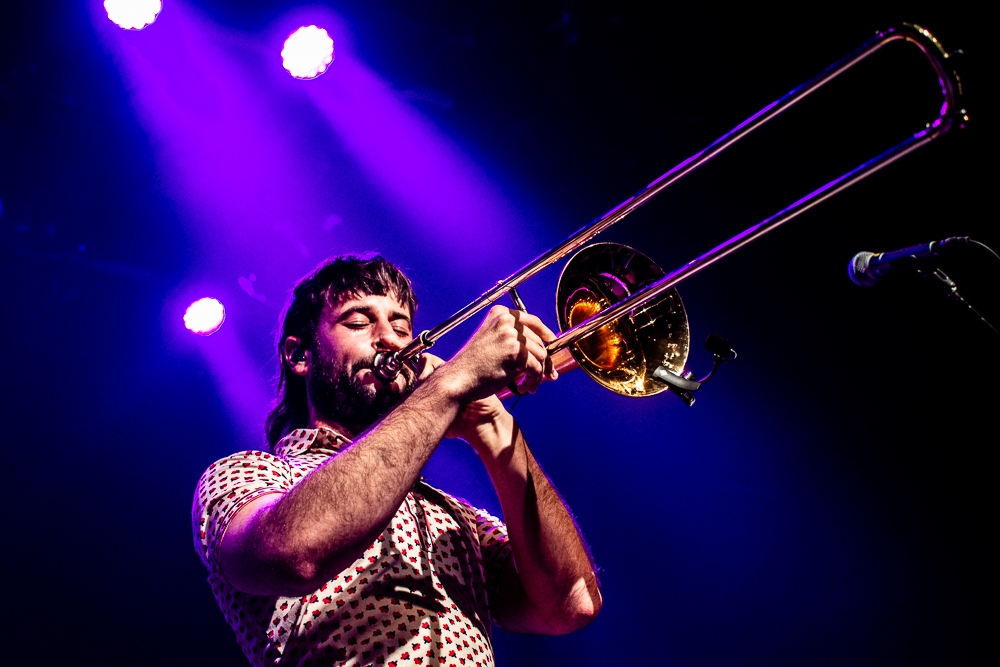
193, 254, 601, 666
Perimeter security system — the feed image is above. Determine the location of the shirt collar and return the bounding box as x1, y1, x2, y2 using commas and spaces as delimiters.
274, 427, 351, 458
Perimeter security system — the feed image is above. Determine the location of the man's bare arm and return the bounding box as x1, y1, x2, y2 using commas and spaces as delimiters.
220, 371, 461, 596
461, 405, 603, 635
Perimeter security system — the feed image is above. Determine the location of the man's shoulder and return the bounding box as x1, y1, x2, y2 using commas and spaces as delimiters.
193, 434, 344, 509
196, 427, 347, 486
202, 448, 282, 468
193, 449, 288, 509
196, 449, 286, 487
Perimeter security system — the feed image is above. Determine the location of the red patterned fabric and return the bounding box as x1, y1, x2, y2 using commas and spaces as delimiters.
193, 428, 512, 667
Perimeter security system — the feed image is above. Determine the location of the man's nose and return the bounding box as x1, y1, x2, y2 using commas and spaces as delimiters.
373, 321, 403, 351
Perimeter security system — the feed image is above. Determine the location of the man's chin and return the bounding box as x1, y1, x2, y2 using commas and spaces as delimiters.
353, 368, 379, 390
355, 368, 401, 397
310, 358, 417, 430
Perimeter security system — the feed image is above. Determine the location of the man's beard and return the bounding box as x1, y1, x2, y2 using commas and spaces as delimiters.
308, 352, 416, 435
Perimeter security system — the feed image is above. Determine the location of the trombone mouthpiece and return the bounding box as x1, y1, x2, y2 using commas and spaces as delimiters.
373, 351, 403, 381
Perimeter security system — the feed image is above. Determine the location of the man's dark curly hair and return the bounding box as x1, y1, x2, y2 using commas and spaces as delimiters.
264, 254, 417, 450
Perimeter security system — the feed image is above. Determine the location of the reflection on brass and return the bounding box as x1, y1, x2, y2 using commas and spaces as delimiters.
567, 297, 628, 371
556, 243, 690, 397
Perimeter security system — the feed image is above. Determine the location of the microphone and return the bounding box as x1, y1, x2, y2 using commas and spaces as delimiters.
848, 236, 969, 287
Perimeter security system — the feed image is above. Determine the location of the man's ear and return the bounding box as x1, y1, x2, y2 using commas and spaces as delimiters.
282, 336, 310, 377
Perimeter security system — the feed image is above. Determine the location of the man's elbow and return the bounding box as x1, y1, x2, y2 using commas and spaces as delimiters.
551, 607, 601, 635
223, 547, 322, 597
263, 541, 365, 596
546, 578, 603, 635
226, 530, 350, 597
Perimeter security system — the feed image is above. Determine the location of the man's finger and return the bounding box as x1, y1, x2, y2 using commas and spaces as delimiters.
512, 310, 558, 344
516, 336, 548, 393
517, 353, 545, 394
544, 352, 558, 382
510, 316, 547, 357
416, 353, 446, 382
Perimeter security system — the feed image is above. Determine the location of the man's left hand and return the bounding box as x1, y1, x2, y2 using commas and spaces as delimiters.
416, 354, 514, 455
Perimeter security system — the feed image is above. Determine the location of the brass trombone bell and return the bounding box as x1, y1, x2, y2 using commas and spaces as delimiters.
556, 243, 689, 397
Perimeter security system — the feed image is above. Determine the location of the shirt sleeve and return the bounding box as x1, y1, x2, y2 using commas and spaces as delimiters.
191, 450, 292, 574
474, 506, 514, 597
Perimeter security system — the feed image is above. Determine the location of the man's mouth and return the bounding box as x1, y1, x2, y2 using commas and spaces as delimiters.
353, 361, 394, 388
353, 366, 380, 383
350, 354, 415, 393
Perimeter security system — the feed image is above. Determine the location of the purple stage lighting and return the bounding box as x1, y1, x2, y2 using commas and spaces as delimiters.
281, 26, 335, 79
184, 297, 226, 335
104, 0, 162, 30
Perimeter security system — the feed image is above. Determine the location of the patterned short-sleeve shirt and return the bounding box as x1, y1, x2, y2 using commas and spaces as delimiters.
192, 428, 513, 667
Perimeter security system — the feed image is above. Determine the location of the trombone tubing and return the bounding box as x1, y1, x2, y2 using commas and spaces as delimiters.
393, 23, 965, 366
548, 23, 965, 354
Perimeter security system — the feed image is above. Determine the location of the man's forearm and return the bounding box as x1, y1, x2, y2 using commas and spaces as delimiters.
475, 418, 602, 633
226, 372, 462, 595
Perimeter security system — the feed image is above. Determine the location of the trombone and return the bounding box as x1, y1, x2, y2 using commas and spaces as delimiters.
374, 24, 966, 399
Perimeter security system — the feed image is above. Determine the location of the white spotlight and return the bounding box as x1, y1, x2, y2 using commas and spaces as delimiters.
281, 26, 335, 80
104, 0, 163, 30
184, 297, 226, 336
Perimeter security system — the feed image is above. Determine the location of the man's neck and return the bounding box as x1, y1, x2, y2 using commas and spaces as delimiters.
308, 409, 358, 441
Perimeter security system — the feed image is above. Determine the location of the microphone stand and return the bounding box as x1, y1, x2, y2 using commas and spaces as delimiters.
919, 267, 1000, 338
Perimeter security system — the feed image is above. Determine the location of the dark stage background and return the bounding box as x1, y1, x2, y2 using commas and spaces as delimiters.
1, 2, 995, 665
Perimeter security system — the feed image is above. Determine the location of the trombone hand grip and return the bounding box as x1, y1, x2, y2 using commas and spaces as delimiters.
496, 347, 578, 401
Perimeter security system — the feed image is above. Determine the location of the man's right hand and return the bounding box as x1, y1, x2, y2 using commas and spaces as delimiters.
441, 305, 558, 403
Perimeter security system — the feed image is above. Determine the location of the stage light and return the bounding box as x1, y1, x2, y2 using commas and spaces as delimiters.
184, 297, 226, 335
281, 26, 335, 79
104, 0, 162, 30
